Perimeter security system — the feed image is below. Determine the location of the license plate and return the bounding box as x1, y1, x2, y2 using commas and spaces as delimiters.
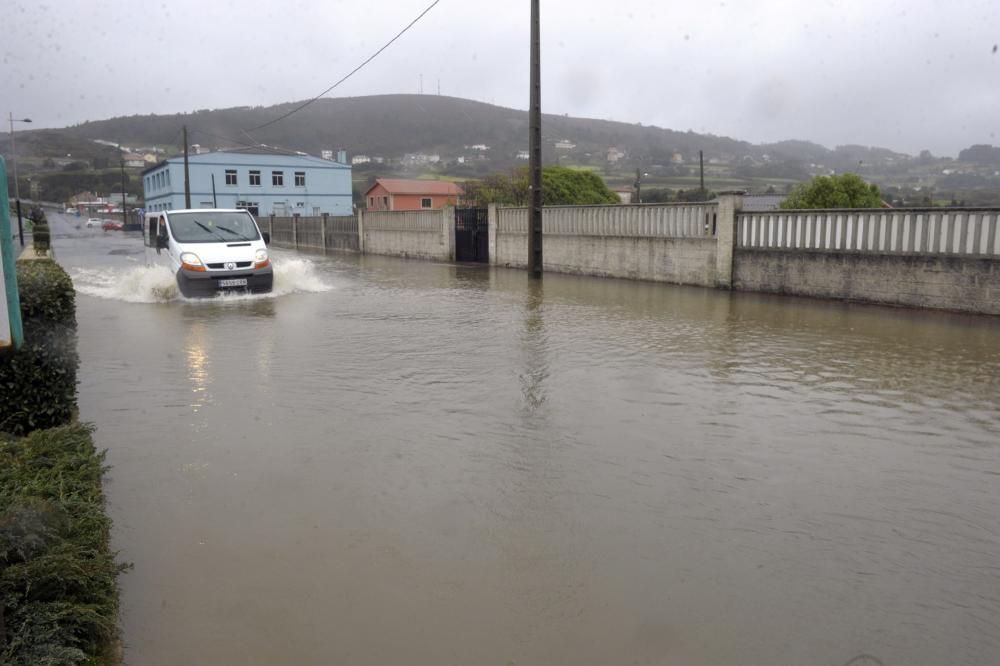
218, 278, 248, 288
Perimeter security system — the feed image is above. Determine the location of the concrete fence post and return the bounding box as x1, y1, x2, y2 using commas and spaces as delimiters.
443, 205, 456, 262
268, 214, 274, 244
321, 212, 329, 252
715, 191, 744, 289
357, 209, 365, 254
292, 215, 298, 250
488, 203, 498, 265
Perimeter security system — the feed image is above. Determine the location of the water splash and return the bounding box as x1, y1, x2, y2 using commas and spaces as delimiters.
71, 258, 331, 303
72, 265, 179, 303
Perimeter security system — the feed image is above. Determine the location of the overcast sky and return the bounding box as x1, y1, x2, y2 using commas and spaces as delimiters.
3, 0, 998, 156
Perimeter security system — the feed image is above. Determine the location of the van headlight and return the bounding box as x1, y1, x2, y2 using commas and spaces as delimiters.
254, 248, 270, 269
180, 252, 206, 272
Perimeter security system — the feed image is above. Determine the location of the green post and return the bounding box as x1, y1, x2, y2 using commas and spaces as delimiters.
1, 157, 24, 349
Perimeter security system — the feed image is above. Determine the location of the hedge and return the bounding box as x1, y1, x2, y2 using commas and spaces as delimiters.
0, 260, 78, 436
29, 207, 50, 254
0, 424, 126, 665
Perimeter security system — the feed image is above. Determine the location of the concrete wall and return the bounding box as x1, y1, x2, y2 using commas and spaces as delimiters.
733, 209, 1000, 314
360, 208, 453, 261
733, 250, 1000, 315
493, 203, 722, 287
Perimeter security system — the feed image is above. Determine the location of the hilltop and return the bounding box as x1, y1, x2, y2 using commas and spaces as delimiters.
5, 94, 1000, 205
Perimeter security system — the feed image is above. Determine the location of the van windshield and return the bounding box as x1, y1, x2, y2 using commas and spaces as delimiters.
167, 211, 260, 243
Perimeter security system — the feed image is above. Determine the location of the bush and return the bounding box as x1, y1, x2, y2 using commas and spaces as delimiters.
0, 424, 126, 665
29, 207, 50, 254
32, 225, 50, 253
0, 260, 78, 436
781, 173, 882, 209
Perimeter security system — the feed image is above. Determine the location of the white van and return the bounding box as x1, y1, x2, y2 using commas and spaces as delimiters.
143, 209, 273, 297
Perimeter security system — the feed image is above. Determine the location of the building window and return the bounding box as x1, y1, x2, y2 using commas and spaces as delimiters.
369, 197, 374, 208
272, 171, 284, 186
296, 202, 304, 208
382, 196, 389, 209
249, 170, 261, 186
421, 198, 432, 208
236, 201, 260, 216
166, 171, 171, 186
294, 172, 305, 187
225, 169, 237, 185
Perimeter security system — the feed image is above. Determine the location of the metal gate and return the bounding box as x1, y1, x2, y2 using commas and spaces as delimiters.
455, 207, 489, 263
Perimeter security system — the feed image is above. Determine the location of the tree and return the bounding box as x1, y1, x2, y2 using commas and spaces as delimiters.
781, 173, 882, 209
462, 167, 619, 206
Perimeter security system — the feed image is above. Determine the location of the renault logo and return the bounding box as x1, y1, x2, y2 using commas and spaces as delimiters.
225, 262, 236, 271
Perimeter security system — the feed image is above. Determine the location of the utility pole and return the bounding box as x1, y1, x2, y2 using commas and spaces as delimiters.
528, 0, 543, 278
183, 125, 191, 208
120, 160, 127, 228
634, 168, 642, 204
699, 150, 705, 201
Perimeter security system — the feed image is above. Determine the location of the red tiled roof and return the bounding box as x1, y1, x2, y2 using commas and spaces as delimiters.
367, 179, 463, 196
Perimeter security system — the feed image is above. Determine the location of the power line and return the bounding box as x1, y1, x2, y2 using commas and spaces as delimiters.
244, 0, 442, 134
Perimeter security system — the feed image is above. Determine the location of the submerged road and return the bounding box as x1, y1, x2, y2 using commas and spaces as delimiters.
47, 211, 1000, 665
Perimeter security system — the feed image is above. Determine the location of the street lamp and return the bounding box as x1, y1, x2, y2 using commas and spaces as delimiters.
8, 113, 33, 200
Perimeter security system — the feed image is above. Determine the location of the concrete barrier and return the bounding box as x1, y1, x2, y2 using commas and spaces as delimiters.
733, 208, 1000, 314
266, 200, 1000, 315
493, 202, 724, 287
361, 208, 454, 261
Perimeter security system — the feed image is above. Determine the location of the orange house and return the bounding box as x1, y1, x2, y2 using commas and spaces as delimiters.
364, 179, 462, 211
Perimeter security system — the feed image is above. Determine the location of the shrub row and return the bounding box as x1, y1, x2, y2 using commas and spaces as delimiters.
0, 424, 126, 665
0, 259, 78, 436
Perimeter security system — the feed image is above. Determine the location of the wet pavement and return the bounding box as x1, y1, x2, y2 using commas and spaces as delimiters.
48, 211, 1000, 665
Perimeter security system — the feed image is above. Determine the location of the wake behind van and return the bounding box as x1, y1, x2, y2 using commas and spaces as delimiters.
144, 209, 273, 297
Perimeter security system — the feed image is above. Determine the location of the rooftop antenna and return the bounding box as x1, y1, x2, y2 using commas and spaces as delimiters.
437, 78, 441, 95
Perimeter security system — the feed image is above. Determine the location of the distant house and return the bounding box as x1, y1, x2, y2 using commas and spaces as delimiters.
516, 150, 530, 160
468, 144, 490, 151
142, 153, 159, 164
403, 153, 439, 166
364, 179, 462, 211
612, 187, 634, 204
607, 147, 626, 163
122, 154, 146, 168
352, 155, 372, 165
142, 148, 352, 216
69, 191, 98, 205
555, 139, 576, 150
710, 193, 786, 211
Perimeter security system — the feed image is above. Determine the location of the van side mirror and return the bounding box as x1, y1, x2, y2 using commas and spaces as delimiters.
262, 232, 270, 245
156, 234, 169, 249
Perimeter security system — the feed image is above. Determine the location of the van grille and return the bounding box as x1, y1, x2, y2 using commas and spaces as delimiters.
206, 261, 252, 269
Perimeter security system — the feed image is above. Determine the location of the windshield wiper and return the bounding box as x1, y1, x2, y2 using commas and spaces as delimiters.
215, 225, 253, 241
192, 220, 228, 242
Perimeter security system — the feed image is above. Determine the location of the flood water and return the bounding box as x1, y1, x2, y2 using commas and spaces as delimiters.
48, 212, 1000, 665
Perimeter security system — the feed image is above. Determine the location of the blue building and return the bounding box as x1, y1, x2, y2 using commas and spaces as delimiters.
142, 149, 352, 216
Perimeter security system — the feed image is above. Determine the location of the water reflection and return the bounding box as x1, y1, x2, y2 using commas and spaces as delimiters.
184, 323, 211, 413
519, 278, 548, 416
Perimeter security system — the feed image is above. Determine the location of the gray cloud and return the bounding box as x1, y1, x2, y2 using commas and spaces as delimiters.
3, 0, 999, 155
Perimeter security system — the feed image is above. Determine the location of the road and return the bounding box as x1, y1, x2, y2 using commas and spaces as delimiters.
45, 210, 1000, 665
